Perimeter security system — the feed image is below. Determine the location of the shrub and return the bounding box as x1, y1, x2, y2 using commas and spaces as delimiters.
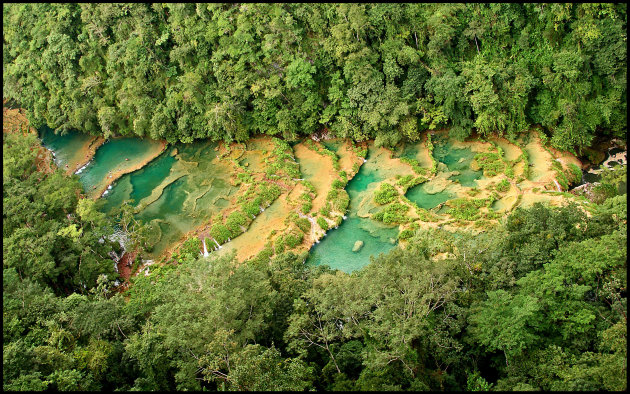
210, 223, 231, 244
237, 172, 253, 183
317, 216, 329, 231
295, 217, 311, 233
250, 247, 274, 266
226, 211, 248, 237
399, 157, 427, 174
301, 201, 312, 214
332, 190, 350, 212
398, 228, 415, 240
446, 198, 487, 221
496, 179, 510, 193
473, 152, 505, 177
302, 180, 316, 194
374, 183, 399, 205
504, 165, 514, 179
567, 163, 583, 184
284, 232, 303, 248
467, 188, 480, 196
243, 197, 263, 217
331, 179, 345, 190
396, 175, 425, 192
260, 183, 282, 204
274, 238, 285, 254
373, 203, 409, 224
416, 207, 438, 222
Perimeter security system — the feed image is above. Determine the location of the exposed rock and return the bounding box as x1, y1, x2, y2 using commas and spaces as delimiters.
423, 176, 451, 194
352, 240, 364, 252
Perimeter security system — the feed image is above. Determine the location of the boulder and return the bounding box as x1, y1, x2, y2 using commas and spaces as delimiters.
352, 240, 364, 252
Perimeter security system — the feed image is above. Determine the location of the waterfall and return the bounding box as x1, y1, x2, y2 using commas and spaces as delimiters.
553, 179, 562, 192
342, 215, 347, 220
75, 161, 91, 174
213, 238, 222, 249
202, 238, 209, 257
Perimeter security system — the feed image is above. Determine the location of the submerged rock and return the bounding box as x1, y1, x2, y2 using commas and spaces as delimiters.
388, 237, 396, 245
352, 240, 364, 252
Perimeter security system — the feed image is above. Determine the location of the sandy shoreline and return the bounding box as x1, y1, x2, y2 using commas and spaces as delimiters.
68, 136, 106, 175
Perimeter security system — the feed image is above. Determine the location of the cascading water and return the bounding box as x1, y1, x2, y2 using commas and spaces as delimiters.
202, 238, 209, 257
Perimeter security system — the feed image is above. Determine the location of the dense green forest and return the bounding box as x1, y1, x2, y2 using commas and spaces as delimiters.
3, 3, 626, 152
3, 2, 628, 392
3, 125, 627, 390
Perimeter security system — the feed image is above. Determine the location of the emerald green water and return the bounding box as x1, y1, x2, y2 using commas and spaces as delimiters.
406, 183, 454, 210
39, 126, 94, 169
39, 127, 490, 266
130, 141, 237, 257
307, 148, 399, 273
77, 137, 162, 193
400, 137, 476, 209
129, 150, 176, 203
433, 138, 482, 187
101, 149, 176, 213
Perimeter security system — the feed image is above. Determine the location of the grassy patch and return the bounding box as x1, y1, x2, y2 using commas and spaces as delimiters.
445, 198, 487, 221
265, 138, 300, 179
473, 152, 505, 177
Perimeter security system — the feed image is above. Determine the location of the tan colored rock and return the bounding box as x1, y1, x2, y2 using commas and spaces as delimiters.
352, 240, 364, 252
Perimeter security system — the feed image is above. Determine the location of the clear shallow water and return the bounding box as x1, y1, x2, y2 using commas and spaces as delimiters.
432, 138, 482, 187
77, 137, 163, 193
406, 183, 453, 210
307, 148, 399, 273
39, 128, 238, 257
39, 126, 94, 169
100, 148, 176, 214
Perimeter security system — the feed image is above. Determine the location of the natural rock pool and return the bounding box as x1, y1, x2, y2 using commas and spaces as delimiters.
39, 127, 612, 272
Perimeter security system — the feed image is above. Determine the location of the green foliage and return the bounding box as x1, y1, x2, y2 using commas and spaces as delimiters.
495, 179, 510, 193
373, 182, 399, 205
317, 216, 329, 231
397, 228, 415, 240
226, 210, 248, 238
3, 4, 625, 151
302, 180, 316, 194
3, 131, 117, 294
283, 232, 303, 249
467, 371, 493, 391
446, 198, 487, 221
473, 152, 505, 177
372, 203, 410, 224
567, 163, 583, 184
326, 188, 350, 213
301, 201, 313, 214
294, 217, 311, 234
396, 174, 426, 193
399, 157, 424, 174
210, 223, 231, 245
